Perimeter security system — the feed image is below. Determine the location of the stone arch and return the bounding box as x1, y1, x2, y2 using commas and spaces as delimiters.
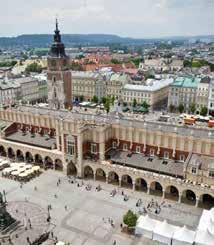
95, 168, 106, 182
55, 159, 63, 171
16, 149, 24, 161
44, 156, 54, 169
165, 185, 179, 201
181, 189, 196, 206
0, 145, 6, 157
0, 145, 7, 157
25, 152, 34, 163
108, 171, 119, 185
35, 154, 43, 166
199, 193, 214, 210
135, 178, 148, 192
121, 174, 133, 189
8, 147, 15, 159
84, 166, 94, 179
150, 181, 163, 196
67, 161, 77, 176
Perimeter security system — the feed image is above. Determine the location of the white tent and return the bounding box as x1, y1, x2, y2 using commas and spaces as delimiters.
135, 215, 157, 239
153, 220, 177, 245
172, 226, 196, 245
195, 229, 214, 245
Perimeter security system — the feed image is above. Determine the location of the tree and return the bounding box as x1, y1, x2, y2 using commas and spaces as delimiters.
101, 97, 107, 104
104, 99, 110, 113
111, 96, 115, 105
200, 106, 208, 116
132, 98, 137, 108
141, 101, 150, 109
91, 95, 98, 103
79, 95, 84, 102
178, 104, 184, 113
25, 62, 42, 73
123, 210, 138, 228
190, 103, 196, 114
111, 59, 122, 64
169, 104, 176, 113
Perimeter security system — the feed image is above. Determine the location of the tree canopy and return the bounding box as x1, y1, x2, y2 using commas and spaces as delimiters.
123, 210, 138, 228
25, 62, 42, 73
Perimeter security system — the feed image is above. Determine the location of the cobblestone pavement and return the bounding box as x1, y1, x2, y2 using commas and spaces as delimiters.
0, 201, 51, 245
0, 170, 203, 245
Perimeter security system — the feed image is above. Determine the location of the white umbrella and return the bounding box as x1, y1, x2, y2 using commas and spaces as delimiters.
11, 170, 21, 176
25, 164, 32, 169
19, 172, 28, 178
32, 166, 40, 171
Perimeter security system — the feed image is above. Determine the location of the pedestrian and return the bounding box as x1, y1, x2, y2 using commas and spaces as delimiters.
113, 240, 116, 245
65, 205, 67, 211
51, 231, 54, 238
54, 194, 57, 198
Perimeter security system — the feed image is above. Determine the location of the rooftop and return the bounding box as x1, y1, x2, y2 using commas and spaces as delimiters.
123, 78, 173, 92
108, 150, 184, 177
6, 131, 56, 149
172, 77, 201, 88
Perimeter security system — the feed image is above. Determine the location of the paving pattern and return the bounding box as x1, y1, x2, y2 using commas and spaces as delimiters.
0, 170, 203, 245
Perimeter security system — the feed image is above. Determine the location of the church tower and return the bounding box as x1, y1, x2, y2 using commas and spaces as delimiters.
47, 19, 72, 110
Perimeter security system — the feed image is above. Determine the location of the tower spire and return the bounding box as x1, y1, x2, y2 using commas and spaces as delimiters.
55, 17, 59, 32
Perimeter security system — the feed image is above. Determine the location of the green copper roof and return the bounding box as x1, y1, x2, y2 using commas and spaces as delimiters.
172, 77, 201, 88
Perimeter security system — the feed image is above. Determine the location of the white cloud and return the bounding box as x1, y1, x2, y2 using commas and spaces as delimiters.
0, 0, 214, 37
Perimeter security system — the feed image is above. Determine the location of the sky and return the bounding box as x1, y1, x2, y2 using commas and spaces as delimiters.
1, 0, 214, 38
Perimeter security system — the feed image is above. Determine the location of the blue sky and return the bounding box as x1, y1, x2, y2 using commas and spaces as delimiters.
0, 0, 214, 37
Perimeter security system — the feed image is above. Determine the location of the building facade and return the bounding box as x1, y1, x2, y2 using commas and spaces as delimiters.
0, 106, 213, 208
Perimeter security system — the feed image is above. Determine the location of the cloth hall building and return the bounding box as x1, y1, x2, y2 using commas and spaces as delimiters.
0, 22, 213, 210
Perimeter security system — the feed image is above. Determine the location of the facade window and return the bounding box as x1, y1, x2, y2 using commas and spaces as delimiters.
191, 167, 197, 174
209, 171, 214, 178
112, 141, 117, 149
67, 141, 75, 156
150, 149, 155, 157
123, 143, 128, 151
91, 143, 97, 154
164, 151, 169, 159
136, 146, 141, 153
180, 154, 185, 162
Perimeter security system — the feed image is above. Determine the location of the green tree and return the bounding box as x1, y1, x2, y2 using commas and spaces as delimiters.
25, 62, 42, 73
133, 98, 137, 108
101, 97, 107, 104
178, 104, 184, 113
141, 101, 150, 109
190, 103, 196, 114
111, 59, 122, 64
111, 96, 115, 105
169, 104, 176, 113
79, 95, 84, 102
91, 95, 98, 103
200, 106, 208, 116
104, 99, 110, 113
123, 210, 138, 228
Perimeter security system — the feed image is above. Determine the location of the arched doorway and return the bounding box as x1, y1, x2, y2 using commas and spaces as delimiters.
135, 178, 148, 192
8, 148, 15, 159
25, 152, 34, 163
95, 168, 106, 182
181, 190, 196, 206
165, 185, 179, 201
121, 175, 133, 189
150, 181, 163, 196
0, 145, 6, 157
67, 161, 77, 176
84, 166, 94, 179
17, 150, 24, 161
35, 154, 43, 166
200, 194, 214, 210
55, 159, 63, 171
44, 156, 54, 169
108, 171, 119, 185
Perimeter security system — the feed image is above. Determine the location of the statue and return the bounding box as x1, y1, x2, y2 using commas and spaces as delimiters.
0, 191, 16, 232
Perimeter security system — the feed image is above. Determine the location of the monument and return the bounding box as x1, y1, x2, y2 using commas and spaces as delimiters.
0, 192, 16, 233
